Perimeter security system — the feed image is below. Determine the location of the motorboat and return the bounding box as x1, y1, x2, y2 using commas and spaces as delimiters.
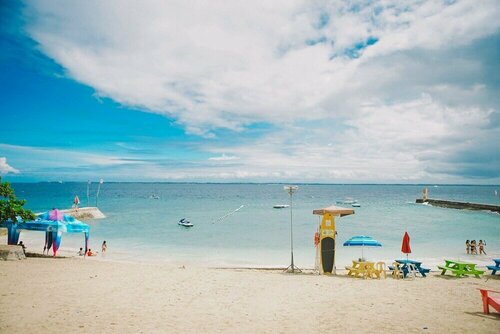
273, 204, 290, 209
351, 202, 361, 207
178, 218, 193, 227
336, 197, 356, 204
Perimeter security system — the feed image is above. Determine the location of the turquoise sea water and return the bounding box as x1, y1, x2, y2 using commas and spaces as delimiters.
6, 183, 500, 268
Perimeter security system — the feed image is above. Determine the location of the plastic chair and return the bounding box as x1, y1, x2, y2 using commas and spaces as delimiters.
392, 262, 404, 279
376, 262, 387, 279
406, 263, 419, 280
478, 289, 500, 314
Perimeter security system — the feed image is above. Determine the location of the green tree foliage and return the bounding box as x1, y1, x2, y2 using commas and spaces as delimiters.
0, 177, 36, 223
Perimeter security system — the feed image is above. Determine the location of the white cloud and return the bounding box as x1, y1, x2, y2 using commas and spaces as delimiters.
16, 0, 500, 182
208, 154, 240, 161
0, 157, 20, 175
0, 144, 140, 168
26, 1, 499, 130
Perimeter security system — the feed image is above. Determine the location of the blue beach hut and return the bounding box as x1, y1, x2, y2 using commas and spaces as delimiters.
1, 209, 90, 256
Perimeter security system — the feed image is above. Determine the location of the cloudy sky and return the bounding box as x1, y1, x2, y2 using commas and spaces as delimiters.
1, 0, 499, 183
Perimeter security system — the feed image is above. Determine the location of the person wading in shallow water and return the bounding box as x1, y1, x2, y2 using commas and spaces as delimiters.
479, 240, 487, 255
466, 240, 470, 254
470, 240, 477, 255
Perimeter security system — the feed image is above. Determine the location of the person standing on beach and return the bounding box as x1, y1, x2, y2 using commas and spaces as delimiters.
465, 240, 470, 254
479, 240, 487, 255
101, 241, 107, 254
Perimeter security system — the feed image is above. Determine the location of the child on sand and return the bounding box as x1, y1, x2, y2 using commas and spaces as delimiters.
87, 249, 97, 256
18, 241, 26, 255
101, 241, 107, 254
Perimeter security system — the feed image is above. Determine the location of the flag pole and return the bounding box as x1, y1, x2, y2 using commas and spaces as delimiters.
87, 180, 91, 207
95, 179, 103, 207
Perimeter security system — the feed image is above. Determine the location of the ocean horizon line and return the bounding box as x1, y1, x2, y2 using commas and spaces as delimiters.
7, 181, 500, 187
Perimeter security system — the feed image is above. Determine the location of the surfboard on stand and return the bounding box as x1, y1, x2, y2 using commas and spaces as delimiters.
321, 236, 335, 273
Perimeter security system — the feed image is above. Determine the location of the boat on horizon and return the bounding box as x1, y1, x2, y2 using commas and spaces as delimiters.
273, 204, 290, 209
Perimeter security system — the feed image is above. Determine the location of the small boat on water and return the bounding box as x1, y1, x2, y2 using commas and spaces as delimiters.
336, 197, 356, 204
351, 202, 361, 207
178, 218, 193, 227
273, 204, 290, 209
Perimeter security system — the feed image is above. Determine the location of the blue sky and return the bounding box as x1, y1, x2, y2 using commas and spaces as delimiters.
1, 0, 499, 183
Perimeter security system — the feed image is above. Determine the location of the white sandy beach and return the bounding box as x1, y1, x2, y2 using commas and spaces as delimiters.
1, 257, 499, 333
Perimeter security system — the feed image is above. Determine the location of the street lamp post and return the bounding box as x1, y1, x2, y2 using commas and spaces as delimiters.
284, 185, 301, 273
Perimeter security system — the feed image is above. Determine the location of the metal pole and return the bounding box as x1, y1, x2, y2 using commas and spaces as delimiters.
284, 185, 300, 273
289, 190, 294, 272
95, 179, 103, 207
87, 181, 91, 207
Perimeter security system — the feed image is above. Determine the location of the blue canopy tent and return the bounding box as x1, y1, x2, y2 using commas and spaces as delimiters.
343, 235, 382, 260
0, 209, 90, 256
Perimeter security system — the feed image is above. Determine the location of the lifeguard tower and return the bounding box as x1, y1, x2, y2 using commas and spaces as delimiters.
313, 205, 354, 275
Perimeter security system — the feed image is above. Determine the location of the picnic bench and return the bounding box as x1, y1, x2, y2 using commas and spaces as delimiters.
437, 259, 484, 278
486, 259, 500, 275
345, 260, 380, 279
389, 259, 430, 278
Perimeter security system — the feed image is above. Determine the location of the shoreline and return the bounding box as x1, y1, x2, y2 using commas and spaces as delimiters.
5, 234, 500, 270
1, 257, 499, 333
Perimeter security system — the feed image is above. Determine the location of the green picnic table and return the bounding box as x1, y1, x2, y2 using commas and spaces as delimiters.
437, 259, 484, 278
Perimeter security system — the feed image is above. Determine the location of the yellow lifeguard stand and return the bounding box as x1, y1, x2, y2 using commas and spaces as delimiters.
313, 205, 354, 275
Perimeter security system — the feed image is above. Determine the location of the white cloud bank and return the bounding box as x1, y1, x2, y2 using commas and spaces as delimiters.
19, 0, 500, 182
0, 157, 20, 175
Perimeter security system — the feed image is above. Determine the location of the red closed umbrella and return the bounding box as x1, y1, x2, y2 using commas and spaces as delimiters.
401, 231, 411, 259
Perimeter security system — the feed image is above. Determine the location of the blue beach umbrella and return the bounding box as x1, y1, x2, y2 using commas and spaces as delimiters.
343, 235, 382, 260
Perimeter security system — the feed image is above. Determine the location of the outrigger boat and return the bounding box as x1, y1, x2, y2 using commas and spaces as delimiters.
178, 218, 193, 227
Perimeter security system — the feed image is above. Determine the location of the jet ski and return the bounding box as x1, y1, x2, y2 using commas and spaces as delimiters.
178, 218, 193, 227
